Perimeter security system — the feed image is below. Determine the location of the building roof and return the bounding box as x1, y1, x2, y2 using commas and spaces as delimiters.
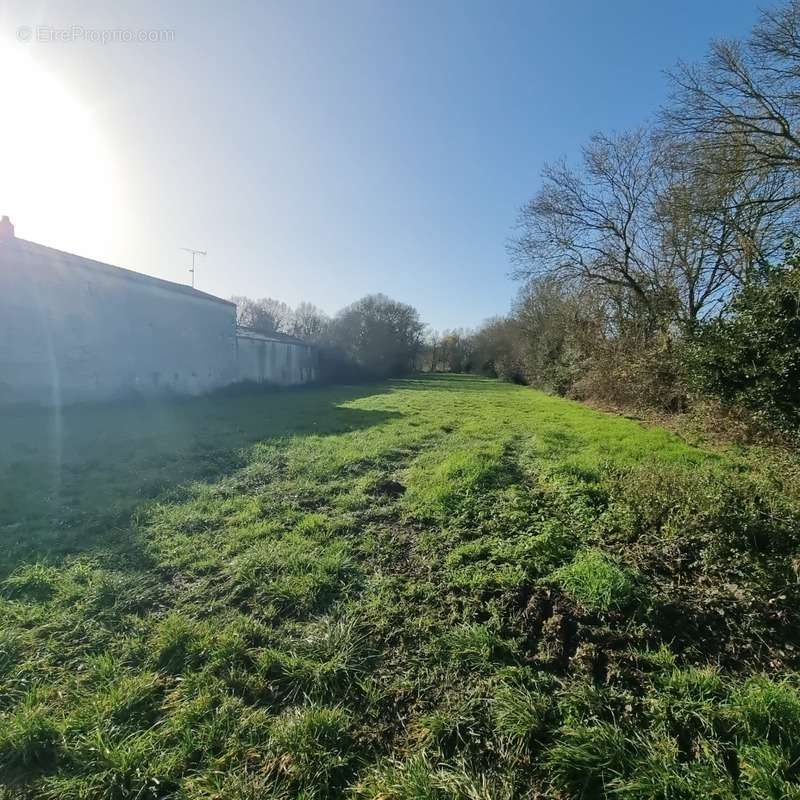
0, 235, 236, 307
236, 326, 310, 346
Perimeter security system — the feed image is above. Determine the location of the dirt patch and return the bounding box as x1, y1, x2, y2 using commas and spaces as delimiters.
521, 588, 581, 670
372, 479, 407, 499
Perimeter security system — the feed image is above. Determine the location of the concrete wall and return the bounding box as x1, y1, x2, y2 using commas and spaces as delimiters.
0, 239, 238, 405
236, 331, 317, 386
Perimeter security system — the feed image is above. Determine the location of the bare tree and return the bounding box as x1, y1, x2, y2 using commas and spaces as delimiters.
654, 139, 795, 322
665, 1, 800, 200
470, 316, 525, 381
291, 301, 329, 342
510, 130, 666, 321
511, 128, 793, 326
438, 329, 475, 372
231, 296, 260, 328
426, 329, 441, 372
231, 296, 293, 334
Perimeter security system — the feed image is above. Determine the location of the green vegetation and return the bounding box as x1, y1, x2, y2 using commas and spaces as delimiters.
551, 550, 635, 613
1, 375, 799, 798
416, 2, 800, 441
688, 258, 800, 435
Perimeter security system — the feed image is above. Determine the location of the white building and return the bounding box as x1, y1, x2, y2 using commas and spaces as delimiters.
0, 217, 315, 406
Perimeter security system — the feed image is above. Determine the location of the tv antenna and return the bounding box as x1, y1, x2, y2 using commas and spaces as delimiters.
181, 247, 207, 288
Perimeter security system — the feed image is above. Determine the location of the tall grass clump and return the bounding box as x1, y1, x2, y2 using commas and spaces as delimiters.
0, 690, 62, 776
551, 549, 636, 612
546, 722, 631, 798
268, 705, 355, 797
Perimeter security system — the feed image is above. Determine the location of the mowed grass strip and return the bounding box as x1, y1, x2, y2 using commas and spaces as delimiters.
1, 375, 799, 798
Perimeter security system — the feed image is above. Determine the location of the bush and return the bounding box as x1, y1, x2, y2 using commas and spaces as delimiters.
573, 332, 686, 412
688, 260, 800, 435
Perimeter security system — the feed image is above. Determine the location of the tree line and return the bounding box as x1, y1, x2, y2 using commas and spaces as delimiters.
434, 1, 800, 436
230, 293, 425, 380
234, 1, 800, 436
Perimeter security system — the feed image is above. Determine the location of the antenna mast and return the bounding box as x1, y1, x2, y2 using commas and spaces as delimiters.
181, 247, 207, 288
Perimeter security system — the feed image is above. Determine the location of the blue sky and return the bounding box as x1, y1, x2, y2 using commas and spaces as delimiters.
0, 0, 763, 329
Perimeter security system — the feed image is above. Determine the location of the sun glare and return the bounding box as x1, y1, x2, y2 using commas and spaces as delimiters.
0, 47, 118, 256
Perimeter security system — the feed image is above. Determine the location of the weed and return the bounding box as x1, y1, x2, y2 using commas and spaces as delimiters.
354, 754, 514, 800
441, 624, 517, 670
731, 675, 800, 749
149, 613, 211, 675
2, 563, 59, 602
738, 743, 800, 799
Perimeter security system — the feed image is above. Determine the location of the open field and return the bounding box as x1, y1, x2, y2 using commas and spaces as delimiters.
1, 375, 800, 799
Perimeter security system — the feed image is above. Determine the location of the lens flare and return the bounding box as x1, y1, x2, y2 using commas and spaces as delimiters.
0, 47, 118, 254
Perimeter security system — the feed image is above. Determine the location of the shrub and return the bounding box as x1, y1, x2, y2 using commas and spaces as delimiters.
573, 331, 687, 412
688, 260, 800, 435
600, 461, 800, 558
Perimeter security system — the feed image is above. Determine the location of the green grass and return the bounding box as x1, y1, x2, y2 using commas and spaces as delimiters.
551, 549, 636, 612
1, 374, 799, 798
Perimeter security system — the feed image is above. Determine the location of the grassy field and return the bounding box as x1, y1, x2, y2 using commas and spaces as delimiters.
1, 374, 799, 799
